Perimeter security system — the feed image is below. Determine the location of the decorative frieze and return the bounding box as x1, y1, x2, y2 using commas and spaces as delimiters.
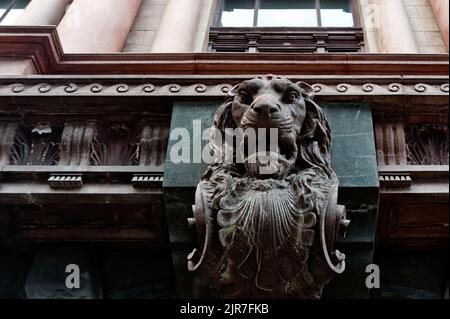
1, 80, 448, 97
406, 124, 449, 165
374, 121, 449, 167
0, 118, 170, 170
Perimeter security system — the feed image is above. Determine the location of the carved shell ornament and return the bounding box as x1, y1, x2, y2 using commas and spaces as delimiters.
188, 75, 350, 298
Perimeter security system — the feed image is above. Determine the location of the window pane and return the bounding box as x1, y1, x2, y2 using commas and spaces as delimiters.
257, 0, 317, 27
320, 0, 354, 27
221, 0, 255, 27
0, 0, 30, 25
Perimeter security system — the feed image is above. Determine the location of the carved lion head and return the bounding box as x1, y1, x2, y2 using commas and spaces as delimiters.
206, 74, 335, 181
192, 76, 346, 297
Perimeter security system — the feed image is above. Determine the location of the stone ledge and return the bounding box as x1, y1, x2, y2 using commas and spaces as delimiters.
0, 26, 448, 75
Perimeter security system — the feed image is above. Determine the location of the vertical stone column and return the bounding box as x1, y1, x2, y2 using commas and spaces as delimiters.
151, 0, 202, 53
15, 0, 73, 25
429, 0, 449, 49
0, 122, 18, 165
57, 0, 142, 53
377, 0, 418, 53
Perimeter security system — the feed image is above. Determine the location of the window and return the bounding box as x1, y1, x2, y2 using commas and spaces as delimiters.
0, 0, 30, 25
218, 0, 357, 27
210, 0, 364, 53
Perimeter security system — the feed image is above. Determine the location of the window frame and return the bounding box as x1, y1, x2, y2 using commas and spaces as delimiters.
214, 0, 361, 28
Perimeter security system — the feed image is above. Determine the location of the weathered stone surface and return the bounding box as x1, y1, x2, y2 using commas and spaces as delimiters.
25, 246, 101, 299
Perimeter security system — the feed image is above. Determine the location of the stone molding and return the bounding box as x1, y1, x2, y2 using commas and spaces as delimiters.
0, 77, 448, 97
0, 26, 448, 75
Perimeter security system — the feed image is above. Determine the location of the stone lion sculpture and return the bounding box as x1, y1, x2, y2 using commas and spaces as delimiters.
188, 75, 349, 299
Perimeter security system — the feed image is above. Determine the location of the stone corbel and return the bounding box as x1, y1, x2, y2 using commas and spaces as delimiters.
186, 75, 350, 298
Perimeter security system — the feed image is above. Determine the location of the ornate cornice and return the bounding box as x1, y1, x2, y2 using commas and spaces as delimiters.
0, 26, 448, 76
0, 75, 448, 98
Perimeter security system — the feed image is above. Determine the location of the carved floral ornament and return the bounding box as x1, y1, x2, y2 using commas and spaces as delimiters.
187, 75, 350, 298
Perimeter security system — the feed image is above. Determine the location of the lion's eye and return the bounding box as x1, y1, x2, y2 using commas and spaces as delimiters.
239, 91, 252, 104
286, 91, 299, 103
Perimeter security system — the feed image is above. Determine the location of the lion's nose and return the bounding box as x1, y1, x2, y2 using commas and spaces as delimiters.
251, 102, 280, 117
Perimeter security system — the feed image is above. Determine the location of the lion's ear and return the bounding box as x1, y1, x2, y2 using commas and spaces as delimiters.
213, 83, 240, 132
213, 101, 235, 133
296, 81, 315, 100
207, 99, 237, 166
227, 83, 240, 99
299, 99, 335, 178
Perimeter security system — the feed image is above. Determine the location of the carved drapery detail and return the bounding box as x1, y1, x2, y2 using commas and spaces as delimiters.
139, 123, 169, 167
374, 122, 407, 166
10, 123, 62, 166
59, 122, 96, 166
187, 75, 348, 299
406, 124, 449, 165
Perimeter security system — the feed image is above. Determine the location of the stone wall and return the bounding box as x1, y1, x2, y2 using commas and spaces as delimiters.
193, 0, 216, 52
359, 0, 381, 53
123, 0, 215, 52
0, 59, 36, 75
404, 0, 447, 53
357, 0, 448, 54
122, 0, 448, 53
122, 0, 168, 52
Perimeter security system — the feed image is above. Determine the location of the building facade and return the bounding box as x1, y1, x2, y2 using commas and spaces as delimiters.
0, 0, 448, 299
